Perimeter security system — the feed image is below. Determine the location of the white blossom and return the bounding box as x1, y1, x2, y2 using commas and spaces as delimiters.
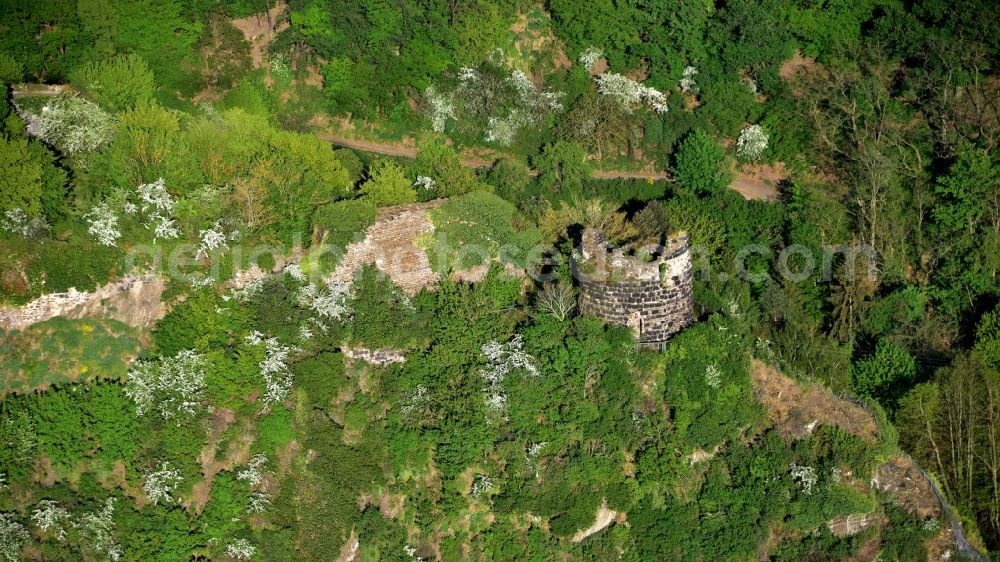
594, 72, 668, 114
37, 94, 115, 153
143, 461, 183, 505
298, 324, 314, 341
197, 221, 228, 257
0, 513, 28, 562
680, 66, 699, 93
124, 349, 207, 421
283, 263, 306, 281
704, 364, 722, 389
480, 334, 538, 420
226, 538, 256, 560
245, 330, 264, 346
230, 276, 265, 302
31, 500, 71, 540
1, 208, 49, 238
136, 178, 174, 215
297, 280, 352, 321
413, 175, 436, 190
526, 442, 547, 477
458, 66, 478, 84
152, 214, 179, 241
736, 124, 769, 161
471, 474, 494, 499
248, 491, 271, 514
269, 54, 290, 80
74, 498, 121, 562
578, 46, 603, 72
237, 453, 269, 487
401, 384, 429, 418
424, 85, 456, 132
85, 202, 121, 247
246, 336, 297, 406
790, 463, 818, 495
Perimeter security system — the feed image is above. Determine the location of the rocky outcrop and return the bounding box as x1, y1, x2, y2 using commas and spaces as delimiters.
0, 276, 165, 331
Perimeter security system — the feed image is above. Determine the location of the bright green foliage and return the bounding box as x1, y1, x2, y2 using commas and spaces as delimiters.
0, 53, 23, 83
348, 265, 421, 349
70, 53, 156, 111
851, 339, 916, 407
412, 138, 486, 199
533, 141, 591, 198
428, 190, 541, 271
360, 159, 416, 207
673, 130, 732, 196
485, 157, 533, 204
0, 135, 44, 215
975, 303, 1000, 368
313, 198, 377, 250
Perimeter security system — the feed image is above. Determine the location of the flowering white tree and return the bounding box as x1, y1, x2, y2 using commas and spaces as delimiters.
0, 513, 28, 562
245, 334, 297, 406
238, 453, 271, 514
413, 175, 436, 190
594, 72, 668, 114
296, 280, 352, 321
74, 498, 121, 562
578, 46, 603, 72
736, 124, 769, 161
471, 474, 494, 499
237, 453, 268, 487
789, 463, 818, 495
85, 202, 122, 247
37, 94, 115, 154
428, 62, 564, 146
704, 364, 722, 389
31, 500, 71, 540
226, 538, 256, 560
480, 334, 539, 420
1, 208, 49, 238
424, 85, 456, 132
197, 221, 228, 257
680, 66, 699, 93
124, 349, 207, 421
144, 462, 183, 505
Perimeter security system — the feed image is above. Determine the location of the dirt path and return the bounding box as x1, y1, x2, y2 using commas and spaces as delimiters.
9, 84, 772, 200
730, 177, 779, 201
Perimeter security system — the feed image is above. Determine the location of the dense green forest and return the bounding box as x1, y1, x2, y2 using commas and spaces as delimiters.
0, 0, 999, 560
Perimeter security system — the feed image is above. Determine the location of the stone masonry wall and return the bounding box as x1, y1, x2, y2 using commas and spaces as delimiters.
0, 275, 166, 331
576, 229, 694, 347
329, 200, 446, 296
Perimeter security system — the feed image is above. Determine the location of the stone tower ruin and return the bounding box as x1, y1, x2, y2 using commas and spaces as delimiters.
574, 228, 694, 349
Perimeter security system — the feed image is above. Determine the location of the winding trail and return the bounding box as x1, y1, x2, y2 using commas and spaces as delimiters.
10, 85, 774, 200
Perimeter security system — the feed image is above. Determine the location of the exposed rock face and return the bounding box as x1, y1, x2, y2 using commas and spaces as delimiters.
342, 347, 406, 366
329, 200, 446, 296
574, 228, 694, 348
0, 276, 166, 331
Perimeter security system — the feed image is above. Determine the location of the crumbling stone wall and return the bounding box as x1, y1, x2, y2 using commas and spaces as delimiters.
329, 200, 445, 296
575, 229, 693, 348
342, 347, 407, 366
0, 275, 165, 331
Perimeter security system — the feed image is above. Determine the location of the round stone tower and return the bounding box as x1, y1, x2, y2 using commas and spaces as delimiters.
574, 228, 694, 348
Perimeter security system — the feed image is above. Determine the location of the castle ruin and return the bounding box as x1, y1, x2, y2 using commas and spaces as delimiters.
574, 228, 694, 349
